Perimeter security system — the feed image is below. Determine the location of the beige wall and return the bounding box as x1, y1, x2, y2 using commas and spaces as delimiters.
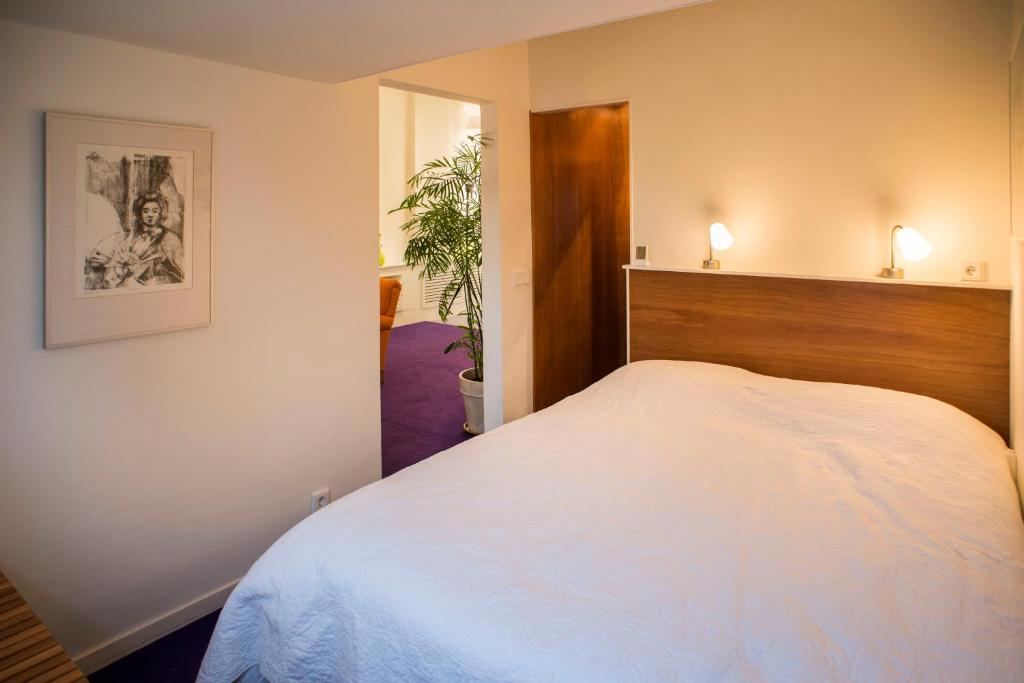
529, 0, 1012, 284
0, 24, 531, 667
0, 20, 380, 667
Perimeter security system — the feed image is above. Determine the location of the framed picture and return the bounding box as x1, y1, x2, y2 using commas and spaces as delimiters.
45, 112, 213, 348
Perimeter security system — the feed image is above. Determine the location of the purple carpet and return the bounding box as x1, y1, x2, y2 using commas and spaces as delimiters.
88, 609, 219, 682
382, 321, 474, 477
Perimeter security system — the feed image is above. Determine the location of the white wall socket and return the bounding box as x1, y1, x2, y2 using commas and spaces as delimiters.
310, 487, 331, 514
959, 261, 986, 282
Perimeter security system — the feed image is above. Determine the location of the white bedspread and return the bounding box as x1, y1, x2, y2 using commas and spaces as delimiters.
199, 361, 1024, 682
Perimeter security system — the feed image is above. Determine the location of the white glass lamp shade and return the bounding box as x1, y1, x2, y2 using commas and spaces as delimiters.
894, 226, 931, 262
709, 222, 733, 251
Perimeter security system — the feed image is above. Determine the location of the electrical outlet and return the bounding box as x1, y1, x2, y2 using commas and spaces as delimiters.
959, 261, 986, 282
310, 487, 331, 514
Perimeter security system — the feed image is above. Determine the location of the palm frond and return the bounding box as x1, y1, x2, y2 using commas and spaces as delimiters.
393, 135, 487, 380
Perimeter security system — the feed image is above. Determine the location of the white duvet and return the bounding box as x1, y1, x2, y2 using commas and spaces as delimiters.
199, 361, 1024, 682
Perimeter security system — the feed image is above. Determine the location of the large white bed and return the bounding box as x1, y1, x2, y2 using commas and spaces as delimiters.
199, 361, 1024, 682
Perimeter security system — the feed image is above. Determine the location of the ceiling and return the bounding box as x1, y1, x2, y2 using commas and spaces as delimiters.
0, 0, 708, 83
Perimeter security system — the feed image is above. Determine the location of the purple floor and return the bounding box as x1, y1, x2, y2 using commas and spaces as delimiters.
88, 609, 219, 682
382, 321, 473, 477
88, 323, 469, 680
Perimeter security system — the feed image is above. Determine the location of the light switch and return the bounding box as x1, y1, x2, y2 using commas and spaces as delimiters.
512, 271, 531, 286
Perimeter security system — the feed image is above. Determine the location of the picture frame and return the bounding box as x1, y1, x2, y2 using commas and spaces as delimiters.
45, 112, 213, 348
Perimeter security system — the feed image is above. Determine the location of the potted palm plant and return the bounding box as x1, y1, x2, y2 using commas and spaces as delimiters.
392, 135, 485, 434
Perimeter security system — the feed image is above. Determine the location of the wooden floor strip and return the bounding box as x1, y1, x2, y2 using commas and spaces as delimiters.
6, 657, 77, 683
0, 625, 47, 656
0, 635, 59, 670
0, 571, 84, 683
45, 668, 86, 683
0, 617, 42, 645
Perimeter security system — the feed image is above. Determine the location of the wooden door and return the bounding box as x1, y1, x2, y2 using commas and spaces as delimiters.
531, 103, 631, 411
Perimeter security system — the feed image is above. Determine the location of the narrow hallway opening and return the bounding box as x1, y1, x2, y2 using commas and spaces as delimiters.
379, 85, 483, 476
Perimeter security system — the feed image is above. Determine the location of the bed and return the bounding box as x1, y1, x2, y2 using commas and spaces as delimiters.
200, 270, 1023, 682
200, 358, 1024, 682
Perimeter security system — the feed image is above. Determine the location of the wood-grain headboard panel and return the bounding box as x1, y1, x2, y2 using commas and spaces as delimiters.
628, 269, 1011, 440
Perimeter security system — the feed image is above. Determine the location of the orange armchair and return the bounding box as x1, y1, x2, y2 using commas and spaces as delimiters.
380, 278, 402, 381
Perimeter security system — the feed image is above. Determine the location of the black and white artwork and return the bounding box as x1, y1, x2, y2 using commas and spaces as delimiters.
75, 143, 193, 297
46, 113, 212, 348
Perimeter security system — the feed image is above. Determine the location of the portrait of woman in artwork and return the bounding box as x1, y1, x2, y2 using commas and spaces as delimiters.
85, 192, 185, 289
81, 149, 190, 292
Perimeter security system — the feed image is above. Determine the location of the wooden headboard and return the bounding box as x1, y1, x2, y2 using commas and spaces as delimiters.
628, 268, 1011, 440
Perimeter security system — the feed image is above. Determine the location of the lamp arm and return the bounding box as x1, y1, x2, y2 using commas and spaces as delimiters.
890, 225, 902, 269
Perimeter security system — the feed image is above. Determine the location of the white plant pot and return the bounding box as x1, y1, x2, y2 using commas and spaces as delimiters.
458, 368, 484, 435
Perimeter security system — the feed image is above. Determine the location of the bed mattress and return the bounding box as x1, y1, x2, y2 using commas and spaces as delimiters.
199, 361, 1024, 682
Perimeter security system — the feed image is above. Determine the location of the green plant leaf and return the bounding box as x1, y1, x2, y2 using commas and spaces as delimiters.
393, 134, 487, 380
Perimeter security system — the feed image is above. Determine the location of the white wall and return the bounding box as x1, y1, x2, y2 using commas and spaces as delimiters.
529, 0, 1013, 284
379, 87, 414, 269
414, 93, 478, 171
379, 88, 482, 326
0, 20, 380, 666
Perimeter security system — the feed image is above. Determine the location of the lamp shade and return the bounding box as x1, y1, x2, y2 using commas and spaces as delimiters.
709, 222, 733, 251
895, 226, 931, 262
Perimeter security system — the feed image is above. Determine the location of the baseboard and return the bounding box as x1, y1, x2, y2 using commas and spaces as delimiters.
72, 576, 241, 675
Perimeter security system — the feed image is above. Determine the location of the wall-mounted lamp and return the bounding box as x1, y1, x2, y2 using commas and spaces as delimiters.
702, 222, 733, 269
880, 225, 931, 279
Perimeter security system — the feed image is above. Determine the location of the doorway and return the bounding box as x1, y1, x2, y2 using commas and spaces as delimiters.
530, 102, 631, 410
378, 85, 486, 477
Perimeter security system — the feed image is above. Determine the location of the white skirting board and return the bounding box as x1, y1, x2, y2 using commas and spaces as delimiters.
73, 577, 240, 675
